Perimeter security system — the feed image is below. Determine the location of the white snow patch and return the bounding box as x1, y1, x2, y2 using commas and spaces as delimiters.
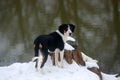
0, 61, 99, 80
85, 62, 99, 68
65, 43, 74, 50
67, 36, 76, 41
102, 73, 120, 80
65, 36, 75, 50
81, 52, 98, 63
0, 58, 119, 80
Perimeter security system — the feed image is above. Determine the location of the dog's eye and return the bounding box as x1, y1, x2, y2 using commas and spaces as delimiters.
65, 28, 68, 31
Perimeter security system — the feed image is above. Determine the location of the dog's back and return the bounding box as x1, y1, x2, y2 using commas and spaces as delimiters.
34, 32, 64, 55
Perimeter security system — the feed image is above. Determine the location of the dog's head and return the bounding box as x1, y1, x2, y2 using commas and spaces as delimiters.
58, 24, 75, 36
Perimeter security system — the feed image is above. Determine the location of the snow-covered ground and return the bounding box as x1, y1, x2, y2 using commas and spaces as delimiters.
0, 59, 119, 80
0, 36, 119, 80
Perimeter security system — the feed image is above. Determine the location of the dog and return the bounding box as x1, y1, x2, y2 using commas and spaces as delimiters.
32, 24, 75, 71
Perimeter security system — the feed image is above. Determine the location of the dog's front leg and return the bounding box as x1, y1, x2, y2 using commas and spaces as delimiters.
60, 50, 64, 68
55, 49, 59, 66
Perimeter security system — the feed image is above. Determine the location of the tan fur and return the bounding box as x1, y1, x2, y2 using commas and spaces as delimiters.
34, 44, 36, 48
39, 43, 43, 48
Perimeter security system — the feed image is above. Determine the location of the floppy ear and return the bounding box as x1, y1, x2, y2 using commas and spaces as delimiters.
69, 24, 75, 32
58, 24, 67, 34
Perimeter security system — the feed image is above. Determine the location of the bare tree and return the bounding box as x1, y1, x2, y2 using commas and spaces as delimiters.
112, 0, 120, 72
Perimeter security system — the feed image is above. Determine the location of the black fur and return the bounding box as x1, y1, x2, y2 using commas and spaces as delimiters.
33, 24, 75, 68
58, 24, 75, 34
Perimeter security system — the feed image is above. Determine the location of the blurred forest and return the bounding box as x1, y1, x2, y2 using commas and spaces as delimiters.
0, 0, 120, 73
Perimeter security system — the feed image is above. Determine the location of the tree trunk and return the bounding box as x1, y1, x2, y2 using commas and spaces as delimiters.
112, 0, 120, 71
49, 41, 102, 80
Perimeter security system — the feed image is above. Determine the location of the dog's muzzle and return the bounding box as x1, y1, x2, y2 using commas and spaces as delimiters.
69, 33, 72, 36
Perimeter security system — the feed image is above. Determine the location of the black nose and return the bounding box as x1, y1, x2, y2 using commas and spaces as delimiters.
69, 33, 72, 36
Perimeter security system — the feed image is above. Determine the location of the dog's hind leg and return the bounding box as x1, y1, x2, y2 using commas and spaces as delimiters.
39, 52, 48, 74
40, 52, 48, 68
35, 59, 39, 71
33, 44, 40, 70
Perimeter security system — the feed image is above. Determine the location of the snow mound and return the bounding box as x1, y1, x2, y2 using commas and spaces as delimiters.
0, 58, 119, 80
0, 36, 119, 80
67, 36, 75, 42
65, 43, 74, 50
0, 61, 98, 80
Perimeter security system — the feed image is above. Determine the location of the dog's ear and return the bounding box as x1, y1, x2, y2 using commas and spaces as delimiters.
69, 24, 75, 32
58, 24, 68, 34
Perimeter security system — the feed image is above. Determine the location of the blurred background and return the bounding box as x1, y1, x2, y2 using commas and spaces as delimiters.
0, 0, 120, 74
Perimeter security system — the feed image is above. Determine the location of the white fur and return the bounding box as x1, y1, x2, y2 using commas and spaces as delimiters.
32, 50, 44, 71
56, 30, 67, 43
66, 25, 72, 36
59, 50, 64, 68
81, 52, 98, 63
54, 49, 60, 66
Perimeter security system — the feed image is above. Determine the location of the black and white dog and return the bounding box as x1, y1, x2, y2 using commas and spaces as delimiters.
32, 24, 75, 70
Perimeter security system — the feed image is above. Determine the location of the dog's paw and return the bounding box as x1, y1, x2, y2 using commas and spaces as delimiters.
61, 66, 64, 68
40, 68, 46, 75
59, 64, 64, 68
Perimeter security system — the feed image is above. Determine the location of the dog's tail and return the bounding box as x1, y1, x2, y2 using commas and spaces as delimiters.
32, 57, 39, 62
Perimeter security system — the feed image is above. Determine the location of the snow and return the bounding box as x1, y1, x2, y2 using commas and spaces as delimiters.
81, 52, 98, 63
64, 36, 75, 50
65, 43, 74, 50
67, 36, 76, 42
0, 36, 119, 80
85, 62, 99, 68
0, 59, 119, 80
